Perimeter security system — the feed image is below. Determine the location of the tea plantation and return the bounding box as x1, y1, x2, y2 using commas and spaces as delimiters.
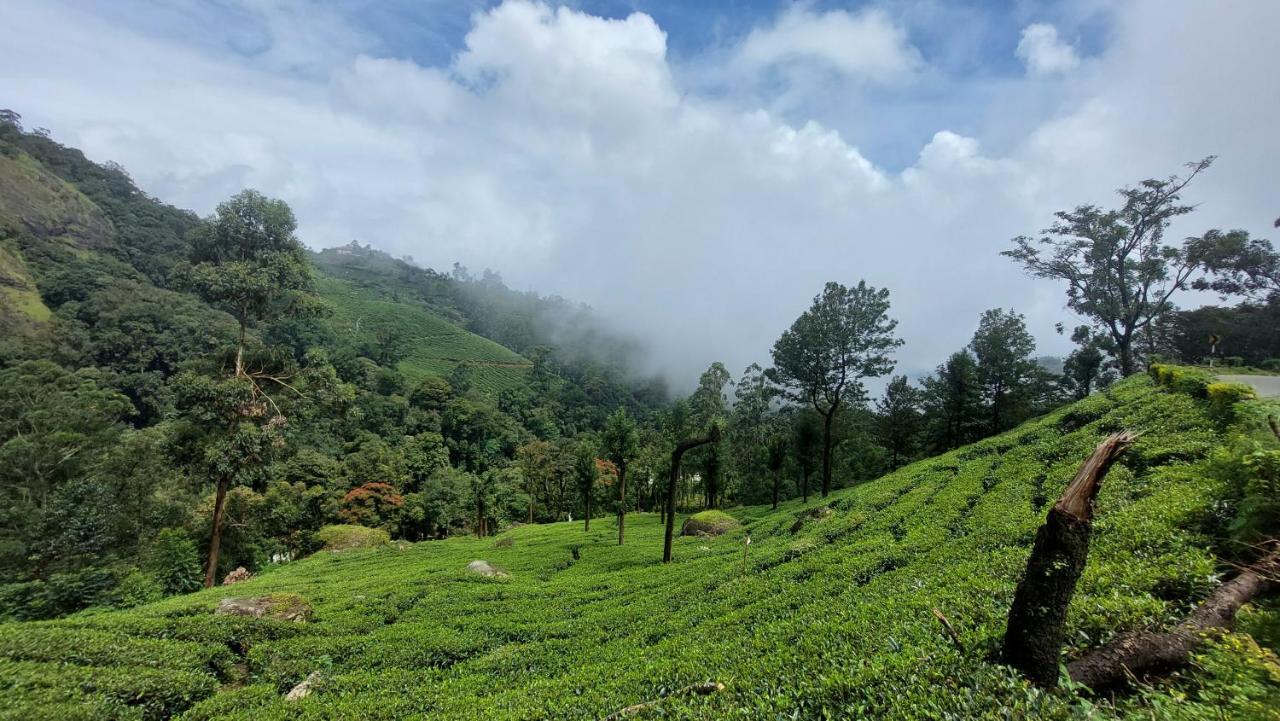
2, 374, 1278, 720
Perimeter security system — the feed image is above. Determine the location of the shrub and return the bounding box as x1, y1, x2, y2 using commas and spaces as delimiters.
1222, 356, 1245, 368
313, 524, 390, 551
1260, 359, 1280, 372
108, 570, 164, 609
680, 510, 740, 537
1149, 363, 1212, 398
147, 529, 202, 595
1207, 382, 1255, 422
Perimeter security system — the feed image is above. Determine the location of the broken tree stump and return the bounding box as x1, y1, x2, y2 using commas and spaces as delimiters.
1067, 544, 1280, 691
1002, 431, 1137, 686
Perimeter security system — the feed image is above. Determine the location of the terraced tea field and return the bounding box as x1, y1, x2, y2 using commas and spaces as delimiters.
2, 376, 1277, 720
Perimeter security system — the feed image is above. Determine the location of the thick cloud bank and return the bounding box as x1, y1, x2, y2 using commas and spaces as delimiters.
1, 0, 1276, 387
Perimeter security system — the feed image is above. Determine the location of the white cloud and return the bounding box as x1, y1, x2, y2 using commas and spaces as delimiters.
1016, 23, 1080, 77
735, 5, 921, 83
0, 0, 1277, 388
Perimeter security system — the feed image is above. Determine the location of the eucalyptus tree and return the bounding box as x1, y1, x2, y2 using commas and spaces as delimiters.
769, 281, 902, 497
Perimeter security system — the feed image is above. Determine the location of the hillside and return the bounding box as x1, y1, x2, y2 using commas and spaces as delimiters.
3, 374, 1276, 720
315, 275, 531, 393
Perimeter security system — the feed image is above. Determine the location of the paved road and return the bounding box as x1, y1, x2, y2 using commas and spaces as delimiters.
1216, 374, 1280, 398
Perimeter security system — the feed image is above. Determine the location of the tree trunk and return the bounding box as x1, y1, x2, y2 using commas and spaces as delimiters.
204, 476, 231, 588
1067, 545, 1279, 691
528, 486, 534, 525
1117, 335, 1135, 377
584, 490, 591, 532
820, 408, 835, 497
664, 426, 721, 563
771, 471, 779, 510
617, 462, 627, 545
1003, 431, 1136, 686
802, 468, 809, 504
234, 320, 247, 379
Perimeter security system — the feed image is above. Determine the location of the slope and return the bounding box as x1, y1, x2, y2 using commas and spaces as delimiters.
2, 373, 1276, 720
316, 274, 532, 394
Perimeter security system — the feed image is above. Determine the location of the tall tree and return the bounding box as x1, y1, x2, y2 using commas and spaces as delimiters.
791, 411, 821, 503
874, 376, 922, 469
922, 351, 983, 451
601, 409, 638, 545
1003, 158, 1241, 376
690, 362, 731, 508
766, 432, 788, 510
969, 309, 1040, 434
173, 189, 315, 587
769, 281, 902, 497
572, 437, 597, 531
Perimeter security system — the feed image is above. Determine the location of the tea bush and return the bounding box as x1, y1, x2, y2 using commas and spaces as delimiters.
0, 373, 1275, 720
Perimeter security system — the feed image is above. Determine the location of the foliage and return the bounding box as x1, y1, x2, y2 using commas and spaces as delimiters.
0, 374, 1271, 719
313, 524, 391, 552
146, 529, 202, 596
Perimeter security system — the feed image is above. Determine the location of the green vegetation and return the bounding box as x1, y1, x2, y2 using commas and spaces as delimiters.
312, 525, 390, 551
0, 374, 1276, 719
315, 275, 530, 393
680, 509, 739, 536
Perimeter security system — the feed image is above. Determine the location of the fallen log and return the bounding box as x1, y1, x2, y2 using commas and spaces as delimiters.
601, 681, 725, 720
1067, 545, 1280, 691
1002, 431, 1137, 686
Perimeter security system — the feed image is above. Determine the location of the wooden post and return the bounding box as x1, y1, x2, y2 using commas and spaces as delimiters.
1002, 431, 1136, 686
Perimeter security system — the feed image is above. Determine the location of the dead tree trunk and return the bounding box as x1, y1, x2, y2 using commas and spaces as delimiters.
1002, 431, 1136, 686
663, 425, 721, 563
1068, 545, 1280, 691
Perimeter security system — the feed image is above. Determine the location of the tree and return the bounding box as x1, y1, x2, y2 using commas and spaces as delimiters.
601, 409, 639, 544
766, 432, 788, 510
171, 189, 315, 587
791, 411, 821, 503
572, 438, 597, 531
690, 362, 731, 508
1003, 158, 1237, 376
516, 439, 568, 523
921, 351, 983, 451
663, 424, 721, 563
769, 281, 902, 497
1060, 326, 1114, 399
969, 309, 1040, 434
875, 376, 922, 469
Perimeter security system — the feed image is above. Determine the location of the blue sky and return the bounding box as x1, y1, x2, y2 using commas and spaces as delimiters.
1, 0, 1276, 387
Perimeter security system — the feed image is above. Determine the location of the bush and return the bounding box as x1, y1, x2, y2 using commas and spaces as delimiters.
680, 510, 741, 537
107, 570, 164, 609
147, 529, 202, 595
313, 524, 390, 552
1149, 363, 1213, 398
1260, 359, 1280, 372
1207, 382, 1256, 422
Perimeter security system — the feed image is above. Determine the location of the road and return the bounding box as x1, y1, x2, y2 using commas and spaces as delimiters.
1216, 374, 1280, 398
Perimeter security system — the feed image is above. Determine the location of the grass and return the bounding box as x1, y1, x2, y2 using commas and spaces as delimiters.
1, 375, 1277, 720
315, 276, 530, 393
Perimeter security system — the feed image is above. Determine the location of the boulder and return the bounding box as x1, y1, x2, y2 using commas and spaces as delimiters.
222, 567, 252, 585
789, 506, 833, 534
285, 671, 322, 702
680, 510, 740, 537
466, 560, 510, 578
215, 594, 312, 622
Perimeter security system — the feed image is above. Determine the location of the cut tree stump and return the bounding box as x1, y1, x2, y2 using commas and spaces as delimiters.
1067, 544, 1280, 691
1002, 431, 1137, 686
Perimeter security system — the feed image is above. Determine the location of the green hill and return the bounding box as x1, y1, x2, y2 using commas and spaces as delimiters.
316, 275, 531, 393
2, 374, 1276, 720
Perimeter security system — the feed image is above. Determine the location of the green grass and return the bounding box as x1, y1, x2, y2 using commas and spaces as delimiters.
315, 276, 530, 393
2, 375, 1276, 719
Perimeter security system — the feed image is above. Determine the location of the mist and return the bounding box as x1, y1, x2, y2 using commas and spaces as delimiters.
2, 0, 1276, 391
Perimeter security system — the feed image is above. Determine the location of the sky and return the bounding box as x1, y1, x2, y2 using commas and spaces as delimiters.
1, 0, 1277, 390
